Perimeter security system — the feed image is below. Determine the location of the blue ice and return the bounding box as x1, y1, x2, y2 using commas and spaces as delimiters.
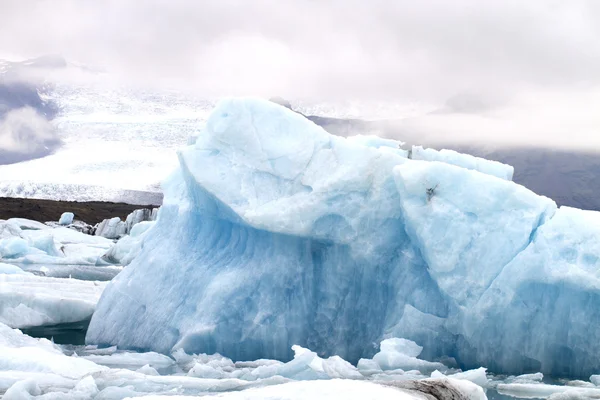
87, 98, 600, 378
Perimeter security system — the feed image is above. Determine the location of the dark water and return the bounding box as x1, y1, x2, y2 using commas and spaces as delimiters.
21, 318, 91, 345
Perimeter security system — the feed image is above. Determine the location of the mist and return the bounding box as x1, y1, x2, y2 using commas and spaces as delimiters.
0, 107, 61, 165
1, 0, 599, 150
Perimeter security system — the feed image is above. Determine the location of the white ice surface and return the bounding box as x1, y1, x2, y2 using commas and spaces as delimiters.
0, 274, 106, 328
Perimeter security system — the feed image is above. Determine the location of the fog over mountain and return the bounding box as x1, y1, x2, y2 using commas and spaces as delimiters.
1, 0, 599, 150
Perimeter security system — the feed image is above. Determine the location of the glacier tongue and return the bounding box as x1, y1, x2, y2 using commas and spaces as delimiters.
87, 97, 599, 378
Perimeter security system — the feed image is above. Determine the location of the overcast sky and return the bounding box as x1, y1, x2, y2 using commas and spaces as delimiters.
1, 0, 599, 149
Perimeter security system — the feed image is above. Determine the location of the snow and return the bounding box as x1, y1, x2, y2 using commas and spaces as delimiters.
58, 212, 74, 225
0, 274, 106, 329
87, 97, 600, 378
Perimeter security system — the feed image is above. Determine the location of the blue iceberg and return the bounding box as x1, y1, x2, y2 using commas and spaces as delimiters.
87, 98, 600, 378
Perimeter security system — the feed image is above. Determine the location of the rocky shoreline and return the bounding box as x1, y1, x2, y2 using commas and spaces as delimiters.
0, 196, 159, 225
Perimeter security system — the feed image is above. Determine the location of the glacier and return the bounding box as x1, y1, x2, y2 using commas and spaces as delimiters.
87, 97, 600, 378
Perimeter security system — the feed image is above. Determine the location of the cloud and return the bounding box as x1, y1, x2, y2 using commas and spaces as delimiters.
0, 0, 599, 150
1, 1, 598, 98
0, 107, 61, 165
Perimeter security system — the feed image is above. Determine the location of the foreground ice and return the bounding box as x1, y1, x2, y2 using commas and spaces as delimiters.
5, 319, 600, 399
88, 98, 600, 378
1, 324, 490, 399
0, 274, 106, 329
129, 378, 485, 400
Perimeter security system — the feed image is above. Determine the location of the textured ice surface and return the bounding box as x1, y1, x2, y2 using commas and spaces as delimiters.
88, 98, 599, 378
0, 274, 106, 329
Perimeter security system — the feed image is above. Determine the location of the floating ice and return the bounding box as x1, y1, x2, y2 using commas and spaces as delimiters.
87, 97, 600, 378
0, 274, 106, 329
58, 212, 74, 225
0, 222, 114, 265
369, 338, 446, 373
95, 208, 158, 239
101, 220, 155, 265
82, 351, 175, 371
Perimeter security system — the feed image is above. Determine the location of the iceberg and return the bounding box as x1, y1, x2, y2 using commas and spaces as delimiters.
87, 97, 600, 378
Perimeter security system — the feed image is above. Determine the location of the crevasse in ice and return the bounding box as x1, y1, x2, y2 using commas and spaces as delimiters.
87, 97, 600, 378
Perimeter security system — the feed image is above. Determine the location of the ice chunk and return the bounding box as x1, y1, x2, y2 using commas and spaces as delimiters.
95, 209, 156, 239
94, 216, 126, 239
0, 222, 115, 265
59, 212, 75, 225
0, 274, 106, 329
432, 367, 488, 387
370, 338, 446, 373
